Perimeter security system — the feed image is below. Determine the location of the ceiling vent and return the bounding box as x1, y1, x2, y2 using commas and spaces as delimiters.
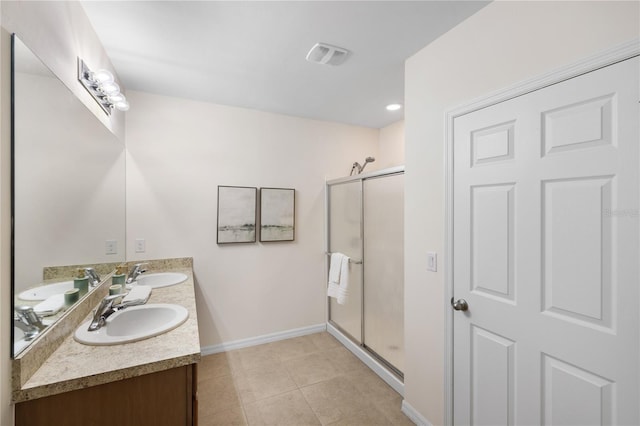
305, 43, 349, 66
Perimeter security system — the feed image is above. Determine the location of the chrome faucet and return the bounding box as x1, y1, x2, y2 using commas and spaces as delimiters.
87, 294, 123, 331
14, 306, 46, 340
126, 262, 148, 284
83, 267, 102, 287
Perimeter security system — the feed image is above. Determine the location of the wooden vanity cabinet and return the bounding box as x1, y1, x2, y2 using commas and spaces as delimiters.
16, 363, 198, 426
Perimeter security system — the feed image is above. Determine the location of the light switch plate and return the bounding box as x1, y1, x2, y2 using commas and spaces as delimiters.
427, 252, 437, 272
135, 238, 146, 253
105, 240, 117, 255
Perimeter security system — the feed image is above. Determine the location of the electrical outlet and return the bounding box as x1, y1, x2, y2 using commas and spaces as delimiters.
105, 240, 117, 255
135, 238, 146, 253
427, 252, 437, 272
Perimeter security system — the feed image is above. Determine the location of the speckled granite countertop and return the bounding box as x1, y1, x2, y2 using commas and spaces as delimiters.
13, 260, 201, 403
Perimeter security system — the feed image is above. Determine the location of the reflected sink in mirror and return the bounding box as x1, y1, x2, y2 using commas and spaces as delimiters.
74, 304, 188, 346
17, 280, 74, 301
135, 272, 188, 289
14, 317, 52, 356
13, 326, 29, 355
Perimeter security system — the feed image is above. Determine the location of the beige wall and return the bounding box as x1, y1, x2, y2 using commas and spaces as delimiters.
13, 71, 125, 292
378, 120, 404, 169
125, 90, 380, 348
403, 1, 639, 424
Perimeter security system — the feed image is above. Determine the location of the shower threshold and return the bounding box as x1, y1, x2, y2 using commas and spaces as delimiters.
327, 321, 404, 396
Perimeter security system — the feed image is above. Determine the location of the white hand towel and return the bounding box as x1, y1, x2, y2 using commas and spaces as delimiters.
33, 293, 65, 316
329, 253, 343, 283
122, 285, 152, 305
327, 253, 350, 304
336, 254, 350, 305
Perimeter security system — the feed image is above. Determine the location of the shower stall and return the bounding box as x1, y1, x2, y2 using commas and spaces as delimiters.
325, 166, 404, 386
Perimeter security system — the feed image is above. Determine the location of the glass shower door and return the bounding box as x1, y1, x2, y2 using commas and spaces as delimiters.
363, 173, 404, 373
327, 181, 363, 342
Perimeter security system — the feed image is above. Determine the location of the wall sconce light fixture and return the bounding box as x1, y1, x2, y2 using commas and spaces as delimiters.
78, 58, 129, 115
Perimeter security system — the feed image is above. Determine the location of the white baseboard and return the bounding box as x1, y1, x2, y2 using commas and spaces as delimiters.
200, 323, 327, 355
401, 400, 433, 426
326, 323, 404, 396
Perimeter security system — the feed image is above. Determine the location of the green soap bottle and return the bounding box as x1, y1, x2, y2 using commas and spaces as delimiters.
73, 269, 89, 297
112, 265, 126, 286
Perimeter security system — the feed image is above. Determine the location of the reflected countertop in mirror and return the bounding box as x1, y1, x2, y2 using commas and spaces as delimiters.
12, 35, 126, 356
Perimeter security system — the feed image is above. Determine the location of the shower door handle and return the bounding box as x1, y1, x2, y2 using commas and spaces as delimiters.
451, 298, 468, 312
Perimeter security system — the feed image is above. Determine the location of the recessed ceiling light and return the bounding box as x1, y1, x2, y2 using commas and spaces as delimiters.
386, 103, 402, 111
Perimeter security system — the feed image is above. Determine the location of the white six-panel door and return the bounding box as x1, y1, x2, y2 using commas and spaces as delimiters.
452, 57, 639, 425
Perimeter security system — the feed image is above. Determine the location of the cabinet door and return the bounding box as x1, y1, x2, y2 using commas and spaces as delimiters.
16, 365, 196, 426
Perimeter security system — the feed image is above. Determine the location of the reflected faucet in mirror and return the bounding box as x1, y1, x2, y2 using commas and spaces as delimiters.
83, 267, 101, 287
14, 306, 45, 341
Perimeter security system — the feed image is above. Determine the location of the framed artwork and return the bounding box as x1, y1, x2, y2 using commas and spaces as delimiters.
217, 186, 257, 244
260, 187, 295, 242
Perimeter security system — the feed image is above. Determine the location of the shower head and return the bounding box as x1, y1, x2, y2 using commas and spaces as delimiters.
350, 156, 376, 175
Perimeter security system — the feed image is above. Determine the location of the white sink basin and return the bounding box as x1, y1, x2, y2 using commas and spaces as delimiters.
135, 272, 187, 289
74, 303, 188, 346
18, 280, 74, 301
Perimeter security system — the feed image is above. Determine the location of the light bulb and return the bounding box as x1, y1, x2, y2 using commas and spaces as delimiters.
100, 81, 120, 96
107, 93, 125, 103
114, 99, 130, 111
92, 69, 114, 84
385, 103, 402, 111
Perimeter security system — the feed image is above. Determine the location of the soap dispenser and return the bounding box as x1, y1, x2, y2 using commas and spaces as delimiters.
74, 268, 89, 297
112, 265, 126, 286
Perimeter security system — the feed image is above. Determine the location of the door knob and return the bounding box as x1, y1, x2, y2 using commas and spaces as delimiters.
451, 298, 468, 311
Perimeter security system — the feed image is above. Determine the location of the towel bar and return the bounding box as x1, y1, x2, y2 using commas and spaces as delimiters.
326, 252, 363, 264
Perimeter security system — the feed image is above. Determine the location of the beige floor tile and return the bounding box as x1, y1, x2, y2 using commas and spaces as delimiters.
199, 374, 242, 417
344, 367, 399, 404
308, 332, 342, 351
244, 389, 321, 425
326, 405, 396, 426
199, 352, 234, 381
300, 376, 372, 425
197, 335, 410, 426
228, 344, 282, 373
374, 396, 414, 426
199, 404, 248, 426
283, 352, 341, 387
321, 346, 368, 375
234, 364, 298, 404
269, 335, 321, 361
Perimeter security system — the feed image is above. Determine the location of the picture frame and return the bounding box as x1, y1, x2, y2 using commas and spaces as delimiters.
217, 186, 257, 244
260, 187, 295, 242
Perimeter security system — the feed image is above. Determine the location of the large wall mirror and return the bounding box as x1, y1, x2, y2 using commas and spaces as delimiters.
11, 35, 126, 356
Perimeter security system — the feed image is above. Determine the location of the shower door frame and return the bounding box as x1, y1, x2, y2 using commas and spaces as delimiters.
325, 165, 405, 379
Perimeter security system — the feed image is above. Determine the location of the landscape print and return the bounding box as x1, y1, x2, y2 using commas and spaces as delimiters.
260, 188, 295, 242
217, 186, 257, 244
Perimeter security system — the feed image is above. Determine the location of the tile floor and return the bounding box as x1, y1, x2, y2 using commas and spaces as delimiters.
197, 332, 413, 426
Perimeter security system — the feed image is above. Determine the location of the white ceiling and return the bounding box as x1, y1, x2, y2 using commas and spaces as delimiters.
81, 1, 489, 129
